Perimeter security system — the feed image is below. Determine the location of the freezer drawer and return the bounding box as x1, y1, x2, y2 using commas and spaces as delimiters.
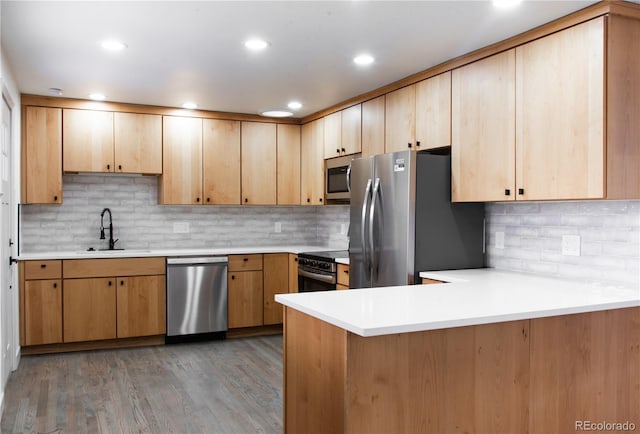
166, 257, 228, 336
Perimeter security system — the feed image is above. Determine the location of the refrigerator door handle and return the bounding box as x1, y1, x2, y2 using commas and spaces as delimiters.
361, 178, 373, 274
369, 178, 381, 280
346, 162, 352, 193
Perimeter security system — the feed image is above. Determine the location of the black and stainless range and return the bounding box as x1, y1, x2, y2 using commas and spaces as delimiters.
297, 250, 348, 292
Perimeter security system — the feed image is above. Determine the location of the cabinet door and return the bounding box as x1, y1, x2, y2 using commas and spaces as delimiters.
516, 18, 604, 200
114, 112, 162, 174
263, 253, 288, 325
341, 104, 362, 155
362, 95, 385, 158
63, 109, 114, 173
160, 116, 203, 205
241, 122, 277, 205
277, 124, 301, 205
385, 85, 416, 153
416, 71, 451, 150
288, 254, 298, 293
116, 275, 166, 338
203, 119, 241, 205
24, 107, 62, 204
24, 279, 62, 345
63, 278, 116, 342
323, 111, 342, 159
228, 271, 263, 328
451, 50, 516, 202
300, 118, 325, 205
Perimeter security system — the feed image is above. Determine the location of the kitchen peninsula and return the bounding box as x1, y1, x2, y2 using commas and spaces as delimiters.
276, 269, 640, 434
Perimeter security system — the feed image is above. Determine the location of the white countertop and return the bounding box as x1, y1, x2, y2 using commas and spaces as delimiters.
17, 245, 338, 261
336, 257, 349, 265
275, 268, 640, 337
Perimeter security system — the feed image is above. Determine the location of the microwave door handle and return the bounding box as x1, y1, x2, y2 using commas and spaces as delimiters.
369, 178, 381, 282
346, 163, 352, 193
361, 179, 372, 276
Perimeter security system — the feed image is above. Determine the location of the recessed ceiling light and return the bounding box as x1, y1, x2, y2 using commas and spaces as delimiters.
353, 54, 375, 66
88, 93, 106, 101
261, 110, 293, 118
492, 0, 522, 8
245, 39, 269, 51
48, 87, 63, 96
101, 40, 127, 51
287, 101, 302, 110
182, 102, 198, 110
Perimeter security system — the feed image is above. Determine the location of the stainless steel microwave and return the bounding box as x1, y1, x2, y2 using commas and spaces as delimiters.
326, 154, 360, 202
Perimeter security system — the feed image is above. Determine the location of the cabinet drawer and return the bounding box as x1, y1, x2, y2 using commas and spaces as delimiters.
228, 254, 263, 272
24, 260, 62, 280
63, 257, 165, 278
337, 264, 350, 287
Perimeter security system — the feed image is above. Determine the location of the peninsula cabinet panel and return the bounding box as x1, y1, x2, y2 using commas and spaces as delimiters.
116, 275, 166, 338
114, 112, 162, 175
241, 122, 276, 205
300, 118, 324, 205
23, 106, 62, 204
228, 270, 263, 328
323, 111, 342, 159
288, 254, 298, 293
451, 49, 516, 202
516, 17, 604, 201
416, 71, 451, 150
63, 109, 114, 173
159, 116, 203, 205
203, 118, 241, 205
263, 253, 288, 325
361, 95, 385, 158
63, 277, 117, 343
277, 124, 301, 205
385, 85, 416, 153
24, 279, 62, 346
341, 104, 362, 156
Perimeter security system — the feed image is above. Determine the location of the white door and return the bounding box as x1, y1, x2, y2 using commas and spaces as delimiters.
1, 96, 15, 389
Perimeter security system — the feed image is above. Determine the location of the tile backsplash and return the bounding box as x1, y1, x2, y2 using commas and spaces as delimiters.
485, 201, 640, 286
20, 175, 349, 252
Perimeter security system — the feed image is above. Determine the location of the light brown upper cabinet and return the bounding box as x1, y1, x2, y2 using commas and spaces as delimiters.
324, 105, 362, 159
385, 85, 416, 153
361, 95, 385, 158
114, 113, 162, 174
277, 124, 301, 205
241, 122, 277, 205
63, 109, 162, 175
415, 71, 451, 150
451, 50, 516, 202
203, 119, 241, 205
515, 17, 604, 201
159, 116, 203, 205
453, 16, 640, 202
63, 109, 114, 173
23, 106, 62, 204
301, 118, 325, 205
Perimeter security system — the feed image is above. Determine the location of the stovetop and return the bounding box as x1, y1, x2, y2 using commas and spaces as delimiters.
298, 250, 349, 262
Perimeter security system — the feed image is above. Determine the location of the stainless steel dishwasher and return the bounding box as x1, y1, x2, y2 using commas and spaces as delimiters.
166, 256, 228, 341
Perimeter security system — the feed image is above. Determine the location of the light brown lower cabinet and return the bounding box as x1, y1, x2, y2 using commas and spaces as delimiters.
263, 253, 289, 325
228, 270, 264, 328
337, 264, 349, 289
63, 277, 117, 343
116, 275, 166, 338
24, 279, 62, 346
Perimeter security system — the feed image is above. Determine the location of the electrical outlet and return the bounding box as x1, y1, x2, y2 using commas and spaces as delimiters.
274, 222, 282, 233
173, 222, 190, 234
340, 223, 348, 235
562, 235, 581, 256
495, 231, 505, 249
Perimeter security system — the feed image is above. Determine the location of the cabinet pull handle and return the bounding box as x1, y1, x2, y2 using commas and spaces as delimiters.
244, 198, 248, 203
336, 148, 340, 154
343, 269, 349, 274
294, 258, 298, 262
407, 143, 412, 148
518, 188, 525, 195
341, 147, 345, 153
118, 164, 122, 171
53, 283, 57, 288
231, 275, 235, 280
120, 280, 124, 286
53, 195, 58, 201
306, 198, 310, 203
416, 141, 420, 148
243, 257, 248, 262
505, 189, 511, 196
108, 281, 112, 286
319, 198, 323, 203
206, 197, 210, 203
107, 164, 110, 171
196, 197, 200, 203
40, 264, 47, 268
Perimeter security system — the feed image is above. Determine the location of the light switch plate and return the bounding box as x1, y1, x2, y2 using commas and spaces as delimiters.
495, 231, 505, 249
173, 222, 190, 234
274, 222, 282, 233
562, 235, 581, 256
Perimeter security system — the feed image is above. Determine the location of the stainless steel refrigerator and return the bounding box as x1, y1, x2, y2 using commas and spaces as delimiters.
349, 150, 484, 288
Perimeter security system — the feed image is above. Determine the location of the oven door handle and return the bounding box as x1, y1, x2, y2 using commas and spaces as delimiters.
298, 268, 337, 284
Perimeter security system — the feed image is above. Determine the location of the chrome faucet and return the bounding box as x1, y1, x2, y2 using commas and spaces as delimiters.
100, 208, 119, 250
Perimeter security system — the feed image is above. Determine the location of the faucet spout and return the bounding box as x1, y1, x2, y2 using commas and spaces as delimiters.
100, 208, 118, 250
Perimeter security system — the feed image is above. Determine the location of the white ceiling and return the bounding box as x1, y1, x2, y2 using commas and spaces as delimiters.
2, 1, 600, 118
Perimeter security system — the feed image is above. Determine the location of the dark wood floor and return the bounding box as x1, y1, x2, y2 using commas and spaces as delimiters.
1, 335, 283, 434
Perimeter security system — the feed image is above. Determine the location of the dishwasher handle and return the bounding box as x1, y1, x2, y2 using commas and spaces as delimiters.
167, 256, 228, 265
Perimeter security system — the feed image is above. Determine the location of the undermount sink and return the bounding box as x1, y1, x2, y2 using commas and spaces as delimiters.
75, 249, 151, 255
